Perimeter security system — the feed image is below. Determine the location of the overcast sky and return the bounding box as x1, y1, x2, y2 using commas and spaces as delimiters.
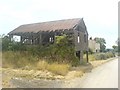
0, 0, 118, 48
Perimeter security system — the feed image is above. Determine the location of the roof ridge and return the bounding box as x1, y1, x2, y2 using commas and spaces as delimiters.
22, 18, 82, 26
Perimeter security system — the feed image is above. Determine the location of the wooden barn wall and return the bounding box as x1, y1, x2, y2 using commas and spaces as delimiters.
74, 26, 88, 51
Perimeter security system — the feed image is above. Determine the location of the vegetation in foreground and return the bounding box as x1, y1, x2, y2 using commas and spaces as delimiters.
2, 57, 116, 88
1, 35, 116, 76
1, 35, 117, 88
2, 51, 115, 76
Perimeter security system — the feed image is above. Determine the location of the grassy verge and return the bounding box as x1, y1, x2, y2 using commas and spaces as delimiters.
2, 57, 116, 88
90, 57, 116, 68
2, 51, 71, 76
2, 52, 116, 88
2, 51, 115, 76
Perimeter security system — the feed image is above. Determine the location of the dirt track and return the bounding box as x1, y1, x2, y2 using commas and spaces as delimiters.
63, 58, 118, 88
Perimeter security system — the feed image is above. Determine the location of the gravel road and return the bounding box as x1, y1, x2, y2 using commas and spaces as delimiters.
63, 58, 118, 88
9, 58, 118, 88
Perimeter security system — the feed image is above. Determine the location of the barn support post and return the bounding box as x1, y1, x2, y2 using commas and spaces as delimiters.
20, 36, 23, 44
76, 51, 83, 64
31, 36, 34, 45
32, 35, 36, 45
76, 51, 80, 60
80, 50, 83, 64
39, 33, 42, 44
9, 35, 13, 41
86, 51, 89, 63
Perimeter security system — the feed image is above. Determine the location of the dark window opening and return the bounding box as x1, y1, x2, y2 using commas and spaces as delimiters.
84, 34, 86, 43
49, 37, 54, 43
78, 33, 80, 43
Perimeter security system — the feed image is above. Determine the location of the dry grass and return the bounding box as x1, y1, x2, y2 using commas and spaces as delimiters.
2, 51, 115, 82
37, 60, 70, 76
65, 71, 84, 80
2, 51, 70, 76
2, 51, 34, 68
88, 54, 96, 61
90, 59, 112, 68
2, 75, 12, 88
2, 67, 65, 87
2, 58, 116, 88
47, 63, 70, 76
83, 54, 96, 62
2, 51, 116, 88
36, 60, 48, 70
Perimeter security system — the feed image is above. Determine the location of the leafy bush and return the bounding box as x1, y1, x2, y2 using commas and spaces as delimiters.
28, 35, 79, 66
1, 35, 26, 51
88, 48, 94, 54
95, 53, 107, 60
94, 52, 115, 60
2, 35, 11, 51
106, 52, 115, 58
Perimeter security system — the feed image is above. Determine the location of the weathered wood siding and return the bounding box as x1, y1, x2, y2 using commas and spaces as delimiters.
74, 19, 88, 51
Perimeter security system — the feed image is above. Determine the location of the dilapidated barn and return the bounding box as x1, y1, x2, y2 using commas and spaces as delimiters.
8, 18, 89, 63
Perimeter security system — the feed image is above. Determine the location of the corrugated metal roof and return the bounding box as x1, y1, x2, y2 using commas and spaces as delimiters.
8, 18, 82, 35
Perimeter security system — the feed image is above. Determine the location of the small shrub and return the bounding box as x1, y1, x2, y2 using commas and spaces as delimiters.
71, 58, 80, 66
95, 53, 107, 60
106, 52, 115, 58
94, 52, 115, 60
88, 48, 94, 54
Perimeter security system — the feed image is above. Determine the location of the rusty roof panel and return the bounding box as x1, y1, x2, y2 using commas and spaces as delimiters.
8, 18, 82, 35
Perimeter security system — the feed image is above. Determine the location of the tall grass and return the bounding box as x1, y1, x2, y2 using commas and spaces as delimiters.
36, 61, 70, 75
2, 50, 115, 75
83, 54, 96, 61
2, 51, 38, 68
2, 51, 70, 75
47, 63, 70, 75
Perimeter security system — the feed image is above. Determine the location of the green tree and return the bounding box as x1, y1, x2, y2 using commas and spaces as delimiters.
112, 45, 118, 52
94, 37, 106, 52
1, 35, 12, 51
1, 34, 26, 51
